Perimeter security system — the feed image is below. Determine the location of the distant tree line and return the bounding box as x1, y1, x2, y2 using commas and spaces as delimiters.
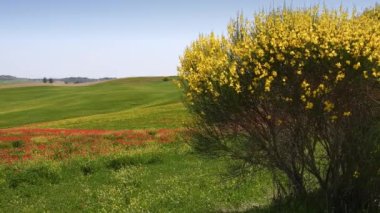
42, 77, 54, 84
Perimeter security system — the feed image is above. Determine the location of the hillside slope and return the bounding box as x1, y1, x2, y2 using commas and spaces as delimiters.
0, 77, 187, 129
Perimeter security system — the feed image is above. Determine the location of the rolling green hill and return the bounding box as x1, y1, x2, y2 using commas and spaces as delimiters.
0, 77, 188, 129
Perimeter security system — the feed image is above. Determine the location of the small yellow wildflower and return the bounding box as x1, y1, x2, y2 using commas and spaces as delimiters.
363, 71, 368, 79
301, 80, 310, 88
335, 71, 345, 82
257, 49, 265, 57
328, 50, 337, 57
272, 71, 278, 77
305, 102, 314, 109
264, 82, 271, 92
318, 84, 325, 90
330, 115, 338, 121
343, 111, 352, 117
353, 62, 361, 70
276, 54, 285, 61
324, 101, 334, 112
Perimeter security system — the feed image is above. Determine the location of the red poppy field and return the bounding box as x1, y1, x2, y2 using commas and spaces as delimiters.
0, 128, 178, 164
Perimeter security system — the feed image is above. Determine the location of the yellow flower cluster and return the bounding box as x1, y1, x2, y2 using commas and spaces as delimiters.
178, 8, 380, 119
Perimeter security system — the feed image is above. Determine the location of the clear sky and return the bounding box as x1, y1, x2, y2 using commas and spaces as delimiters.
0, 0, 378, 78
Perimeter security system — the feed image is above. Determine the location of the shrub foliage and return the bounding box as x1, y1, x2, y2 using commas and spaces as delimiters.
363, 3, 380, 20
178, 7, 380, 212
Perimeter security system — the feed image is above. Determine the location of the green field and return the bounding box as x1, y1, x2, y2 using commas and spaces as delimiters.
0, 77, 277, 212
0, 77, 187, 129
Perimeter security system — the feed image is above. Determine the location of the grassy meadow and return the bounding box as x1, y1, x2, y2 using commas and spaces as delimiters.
0, 77, 187, 129
0, 77, 277, 212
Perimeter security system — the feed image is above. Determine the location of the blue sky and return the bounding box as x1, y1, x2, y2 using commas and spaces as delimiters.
0, 0, 378, 78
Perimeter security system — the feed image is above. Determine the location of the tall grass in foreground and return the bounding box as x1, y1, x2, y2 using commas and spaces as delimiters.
0, 142, 273, 212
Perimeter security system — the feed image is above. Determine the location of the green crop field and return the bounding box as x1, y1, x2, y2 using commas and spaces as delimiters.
0, 77, 278, 212
0, 77, 187, 129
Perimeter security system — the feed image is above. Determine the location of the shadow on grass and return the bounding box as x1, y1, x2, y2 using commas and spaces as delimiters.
240, 193, 325, 213
106, 154, 162, 171
5, 163, 61, 188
